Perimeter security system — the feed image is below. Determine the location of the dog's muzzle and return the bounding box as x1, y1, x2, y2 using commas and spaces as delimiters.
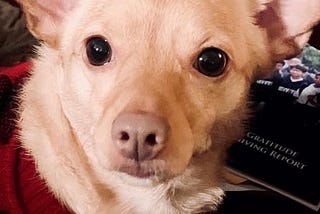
111, 112, 170, 177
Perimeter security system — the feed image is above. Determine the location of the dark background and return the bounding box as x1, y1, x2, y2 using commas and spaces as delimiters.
310, 24, 320, 49
223, 23, 320, 214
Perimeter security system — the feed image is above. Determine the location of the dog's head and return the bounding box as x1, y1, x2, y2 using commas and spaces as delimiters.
18, 0, 320, 210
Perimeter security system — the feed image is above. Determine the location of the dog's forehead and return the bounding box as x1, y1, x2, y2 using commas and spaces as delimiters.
60, 0, 260, 72
78, 0, 254, 44
63, 0, 259, 66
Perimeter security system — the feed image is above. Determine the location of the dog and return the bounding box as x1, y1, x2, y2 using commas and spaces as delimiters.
13, 0, 320, 213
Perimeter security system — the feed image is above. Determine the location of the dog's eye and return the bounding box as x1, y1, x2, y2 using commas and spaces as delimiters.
86, 36, 112, 66
194, 48, 228, 77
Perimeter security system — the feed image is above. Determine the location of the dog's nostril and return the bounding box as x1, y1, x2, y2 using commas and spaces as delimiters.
120, 131, 130, 141
145, 133, 157, 146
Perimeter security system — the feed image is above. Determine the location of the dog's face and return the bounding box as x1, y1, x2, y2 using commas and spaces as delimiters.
18, 0, 320, 211
58, 0, 258, 180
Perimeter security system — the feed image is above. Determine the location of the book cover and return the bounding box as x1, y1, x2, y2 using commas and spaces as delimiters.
226, 44, 320, 211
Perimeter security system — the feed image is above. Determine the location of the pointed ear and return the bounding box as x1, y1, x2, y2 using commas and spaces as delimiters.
17, 0, 79, 47
256, 0, 320, 60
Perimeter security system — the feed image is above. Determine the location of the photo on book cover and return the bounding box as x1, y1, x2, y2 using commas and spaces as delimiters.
226, 44, 320, 211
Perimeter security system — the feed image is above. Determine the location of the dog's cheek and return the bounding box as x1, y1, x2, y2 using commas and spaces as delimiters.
181, 106, 214, 154
92, 113, 121, 170
184, 71, 250, 152
57, 61, 103, 145
158, 108, 195, 176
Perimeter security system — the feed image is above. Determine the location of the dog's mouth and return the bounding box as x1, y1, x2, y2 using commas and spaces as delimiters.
115, 159, 167, 179
119, 164, 156, 178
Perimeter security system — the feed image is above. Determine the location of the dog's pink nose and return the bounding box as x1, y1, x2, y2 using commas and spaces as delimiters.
111, 112, 169, 161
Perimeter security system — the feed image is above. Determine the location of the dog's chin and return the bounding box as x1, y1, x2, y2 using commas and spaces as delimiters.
113, 171, 159, 187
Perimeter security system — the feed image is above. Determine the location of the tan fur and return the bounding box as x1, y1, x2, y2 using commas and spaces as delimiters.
17, 0, 320, 213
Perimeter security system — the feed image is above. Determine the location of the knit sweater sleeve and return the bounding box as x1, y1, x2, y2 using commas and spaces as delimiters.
0, 62, 72, 214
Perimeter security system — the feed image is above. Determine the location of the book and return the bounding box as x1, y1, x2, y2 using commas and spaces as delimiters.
226, 44, 320, 212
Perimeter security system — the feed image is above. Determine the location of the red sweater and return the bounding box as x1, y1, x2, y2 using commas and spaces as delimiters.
0, 63, 72, 214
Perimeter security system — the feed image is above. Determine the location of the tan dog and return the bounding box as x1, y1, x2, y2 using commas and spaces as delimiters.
16, 0, 320, 213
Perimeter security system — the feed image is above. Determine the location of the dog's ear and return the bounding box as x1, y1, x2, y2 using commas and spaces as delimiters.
17, 0, 78, 47
256, 0, 320, 61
